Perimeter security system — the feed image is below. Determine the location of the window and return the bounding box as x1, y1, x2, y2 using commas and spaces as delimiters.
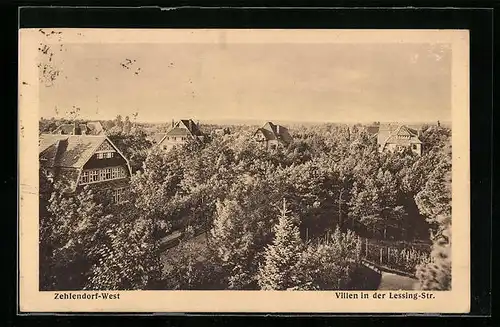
412, 144, 418, 150
98, 168, 113, 182
97, 152, 114, 159
80, 167, 126, 185
80, 170, 89, 184
89, 170, 99, 182
112, 188, 127, 204
100, 169, 107, 180
111, 166, 126, 179
101, 168, 112, 180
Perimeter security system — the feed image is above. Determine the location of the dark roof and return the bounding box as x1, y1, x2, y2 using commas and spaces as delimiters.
255, 121, 293, 143
40, 134, 108, 168
39, 134, 131, 192
52, 121, 104, 135
366, 125, 380, 135
53, 124, 76, 135
179, 119, 203, 136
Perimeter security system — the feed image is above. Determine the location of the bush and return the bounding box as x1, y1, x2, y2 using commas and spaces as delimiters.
289, 227, 362, 290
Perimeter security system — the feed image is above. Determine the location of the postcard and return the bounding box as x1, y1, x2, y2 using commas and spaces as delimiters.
19, 28, 470, 313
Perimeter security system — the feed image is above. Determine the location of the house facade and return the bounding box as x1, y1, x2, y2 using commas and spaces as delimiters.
254, 122, 293, 150
39, 134, 132, 204
156, 119, 205, 152
376, 124, 423, 155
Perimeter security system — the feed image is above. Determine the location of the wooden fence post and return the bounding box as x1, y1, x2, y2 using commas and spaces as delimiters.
379, 248, 383, 264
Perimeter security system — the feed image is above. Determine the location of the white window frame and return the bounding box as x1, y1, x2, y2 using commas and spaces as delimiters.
79, 166, 127, 185
89, 170, 99, 182
80, 170, 89, 184
97, 151, 114, 159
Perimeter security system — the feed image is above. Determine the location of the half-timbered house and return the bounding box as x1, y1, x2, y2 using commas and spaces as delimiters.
39, 134, 132, 204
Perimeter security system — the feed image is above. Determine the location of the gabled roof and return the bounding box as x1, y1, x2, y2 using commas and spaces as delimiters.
86, 121, 104, 135
255, 121, 293, 143
366, 125, 380, 136
53, 124, 76, 135
39, 134, 132, 192
158, 119, 204, 145
39, 134, 108, 168
177, 119, 203, 136
378, 124, 422, 150
52, 121, 104, 135
151, 133, 167, 144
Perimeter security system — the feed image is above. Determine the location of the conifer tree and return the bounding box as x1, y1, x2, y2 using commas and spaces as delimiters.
257, 199, 304, 290
210, 199, 255, 289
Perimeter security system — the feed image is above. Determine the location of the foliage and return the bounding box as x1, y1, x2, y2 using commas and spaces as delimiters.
40, 183, 162, 290
40, 120, 452, 290
161, 238, 226, 290
85, 204, 162, 290
290, 227, 361, 290
210, 199, 260, 289
42, 185, 110, 290
416, 221, 451, 290
257, 199, 305, 290
414, 143, 452, 290
108, 128, 152, 173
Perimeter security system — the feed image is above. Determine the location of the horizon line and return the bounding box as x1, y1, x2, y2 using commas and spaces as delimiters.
40, 116, 451, 126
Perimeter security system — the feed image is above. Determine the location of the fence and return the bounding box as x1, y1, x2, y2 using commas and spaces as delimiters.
358, 237, 432, 277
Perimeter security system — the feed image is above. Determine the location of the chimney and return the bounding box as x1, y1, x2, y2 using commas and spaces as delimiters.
171, 119, 174, 128
189, 120, 193, 131
276, 125, 280, 134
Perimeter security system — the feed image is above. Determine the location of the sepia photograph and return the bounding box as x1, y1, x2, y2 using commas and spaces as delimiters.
19, 28, 470, 313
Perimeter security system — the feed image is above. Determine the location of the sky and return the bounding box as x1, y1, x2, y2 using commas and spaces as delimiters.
39, 41, 452, 124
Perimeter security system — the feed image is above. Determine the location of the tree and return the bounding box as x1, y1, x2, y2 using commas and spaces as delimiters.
123, 116, 132, 134
415, 158, 452, 225
162, 240, 226, 290
43, 185, 111, 290
257, 199, 305, 290
291, 227, 361, 290
39, 168, 55, 289
415, 155, 452, 290
209, 199, 256, 289
86, 204, 162, 290
108, 129, 152, 173
416, 220, 451, 290
348, 169, 406, 239
115, 115, 123, 129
